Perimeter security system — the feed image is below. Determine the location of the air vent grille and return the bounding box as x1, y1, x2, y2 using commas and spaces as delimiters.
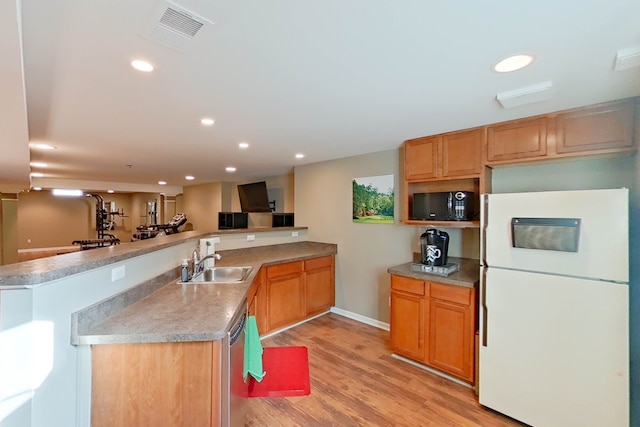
159, 7, 204, 38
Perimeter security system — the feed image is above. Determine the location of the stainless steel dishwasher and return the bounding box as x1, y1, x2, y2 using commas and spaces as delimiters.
221, 300, 249, 427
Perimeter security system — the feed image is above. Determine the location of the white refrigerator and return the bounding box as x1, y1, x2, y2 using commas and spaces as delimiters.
479, 189, 629, 427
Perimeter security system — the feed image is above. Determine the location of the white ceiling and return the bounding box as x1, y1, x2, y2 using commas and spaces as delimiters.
2, 0, 639, 194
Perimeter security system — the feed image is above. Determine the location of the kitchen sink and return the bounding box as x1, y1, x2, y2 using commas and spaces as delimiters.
179, 266, 253, 284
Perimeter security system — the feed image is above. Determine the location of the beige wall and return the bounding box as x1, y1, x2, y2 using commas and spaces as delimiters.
18, 190, 94, 248
16, 191, 164, 249
295, 150, 418, 323
182, 182, 222, 231
1, 194, 18, 264
295, 149, 637, 323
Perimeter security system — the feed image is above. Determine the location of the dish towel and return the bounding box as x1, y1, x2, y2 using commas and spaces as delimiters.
244, 315, 265, 382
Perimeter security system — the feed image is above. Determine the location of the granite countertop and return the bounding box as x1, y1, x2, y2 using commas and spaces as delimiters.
387, 256, 480, 288
0, 227, 310, 289
73, 241, 337, 345
0, 230, 213, 289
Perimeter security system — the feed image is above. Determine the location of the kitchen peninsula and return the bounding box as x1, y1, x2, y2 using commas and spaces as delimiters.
0, 228, 336, 427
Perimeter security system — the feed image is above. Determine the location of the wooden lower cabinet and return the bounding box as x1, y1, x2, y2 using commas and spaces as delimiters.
92, 341, 221, 427
390, 291, 425, 361
260, 255, 336, 334
266, 261, 305, 331
390, 275, 476, 384
304, 256, 335, 316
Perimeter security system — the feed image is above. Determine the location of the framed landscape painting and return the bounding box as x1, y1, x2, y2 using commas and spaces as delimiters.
352, 174, 394, 224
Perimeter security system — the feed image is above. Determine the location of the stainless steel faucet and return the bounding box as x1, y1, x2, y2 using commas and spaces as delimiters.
191, 248, 221, 280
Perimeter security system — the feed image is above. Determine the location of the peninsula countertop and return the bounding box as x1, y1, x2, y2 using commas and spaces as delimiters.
73, 241, 337, 345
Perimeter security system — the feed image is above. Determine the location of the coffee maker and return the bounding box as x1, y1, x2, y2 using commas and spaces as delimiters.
420, 228, 449, 266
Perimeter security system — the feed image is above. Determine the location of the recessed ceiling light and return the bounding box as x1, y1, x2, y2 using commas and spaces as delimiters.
295, 153, 305, 159
131, 59, 155, 73
238, 142, 249, 149
493, 54, 535, 73
158, 181, 167, 185
33, 143, 56, 150
201, 118, 215, 126
185, 175, 195, 180
30, 172, 44, 178
52, 189, 83, 197
32, 187, 42, 191
30, 162, 48, 168
225, 167, 236, 172
107, 190, 115, 194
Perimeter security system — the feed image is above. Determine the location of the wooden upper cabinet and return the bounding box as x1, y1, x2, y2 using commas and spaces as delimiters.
556, 99, 635, 154
441, 128, 483, 177
486, 116, 548, 162
405, 129, 483, 181
404, 136, 438, 180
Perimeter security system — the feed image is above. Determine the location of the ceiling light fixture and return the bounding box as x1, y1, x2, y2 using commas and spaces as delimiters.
493, 54, 535, 73
185, 175, 195, 180
33, 143, 56, 150
52, 189, 83, 197
131, 59, 155, 72
200, 118, 215, 126
30, 162, 48, 168
295, 153, 305, 159
30, 172, 44, 178
158, 181, 167, 185
225, 167, 236, 172
107, 190, 115, 194
238, 142, 249, 149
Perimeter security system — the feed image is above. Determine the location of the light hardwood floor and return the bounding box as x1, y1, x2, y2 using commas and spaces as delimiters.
246, 313, 525, 427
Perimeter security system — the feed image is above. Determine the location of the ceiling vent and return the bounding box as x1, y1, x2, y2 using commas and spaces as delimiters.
142, 1, 213, 52
613, 47, 640, 71
496, 81, 554, 109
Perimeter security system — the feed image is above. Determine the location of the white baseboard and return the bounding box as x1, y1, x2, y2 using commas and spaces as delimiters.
259, 307, 390, 341
330, 307, 390, 331
259, 311, 330, 340
390, 353, 473, 389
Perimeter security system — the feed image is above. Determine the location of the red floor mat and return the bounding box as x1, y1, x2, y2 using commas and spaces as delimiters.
248, 346, 310, 398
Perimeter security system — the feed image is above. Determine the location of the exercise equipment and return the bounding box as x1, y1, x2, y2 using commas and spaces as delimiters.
72, 193, 124, 250
132, 213, 187, 241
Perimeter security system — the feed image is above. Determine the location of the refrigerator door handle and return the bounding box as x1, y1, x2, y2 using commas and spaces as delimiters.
480, 194, 488, 267
481, 267, 488, 347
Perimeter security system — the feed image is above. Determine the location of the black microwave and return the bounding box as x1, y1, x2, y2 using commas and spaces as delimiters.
411, 191, 475, 221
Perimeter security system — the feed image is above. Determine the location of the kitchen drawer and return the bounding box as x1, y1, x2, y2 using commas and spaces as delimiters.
430, 282, 471, 305
267, 261, 304, 279
305, 256, 333, 271
391, 275, 425, 296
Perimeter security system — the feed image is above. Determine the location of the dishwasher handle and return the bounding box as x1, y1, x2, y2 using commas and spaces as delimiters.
230, 311, 247, 346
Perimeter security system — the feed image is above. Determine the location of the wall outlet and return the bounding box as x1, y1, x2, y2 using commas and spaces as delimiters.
212, 237, 220, 244
247, 234, 255, 242
292, 231, 299, 237
111, 266, 125, 282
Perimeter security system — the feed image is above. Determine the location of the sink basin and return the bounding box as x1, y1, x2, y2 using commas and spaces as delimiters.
179, 266, 253, 284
